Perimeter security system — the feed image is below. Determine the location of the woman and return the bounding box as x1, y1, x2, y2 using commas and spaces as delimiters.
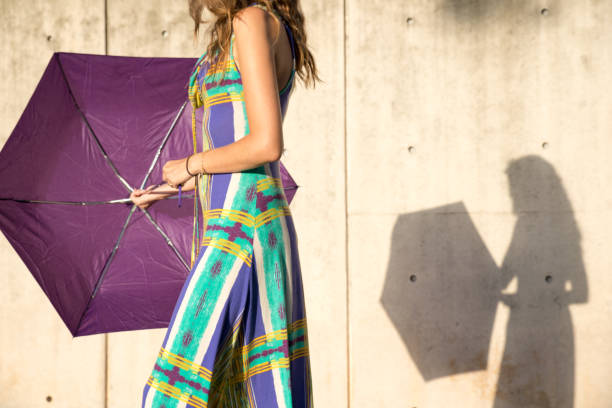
132, 1, 320, 407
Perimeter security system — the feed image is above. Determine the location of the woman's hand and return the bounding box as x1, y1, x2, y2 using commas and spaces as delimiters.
163, 156, 193, 188
130, 184, 157, 210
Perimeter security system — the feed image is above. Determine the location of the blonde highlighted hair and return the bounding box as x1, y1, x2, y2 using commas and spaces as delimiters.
189, 0, 322, 89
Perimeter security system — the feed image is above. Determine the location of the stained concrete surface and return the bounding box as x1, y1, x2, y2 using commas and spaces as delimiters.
2, 0, 612, 407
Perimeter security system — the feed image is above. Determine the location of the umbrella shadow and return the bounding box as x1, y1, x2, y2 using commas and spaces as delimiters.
380, 155, 588, 407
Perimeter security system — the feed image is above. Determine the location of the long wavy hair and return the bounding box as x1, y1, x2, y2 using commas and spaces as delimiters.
189, 0, 321, 89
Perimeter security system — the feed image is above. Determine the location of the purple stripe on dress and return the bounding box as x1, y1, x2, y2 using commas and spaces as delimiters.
160, 245, 210, 348
249, 367, 281, 407
289, 357, 309, 407
199, 259, 253, 369
205, 101, 234, 209
284, 213, 307, 322
207, 101, 238, 148
205, 78, 242, 90
209, 173, 231, 210
142, 383, 152, 405
268, 160, 282, 180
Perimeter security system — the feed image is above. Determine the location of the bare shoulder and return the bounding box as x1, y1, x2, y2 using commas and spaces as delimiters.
232, 4, 281, 45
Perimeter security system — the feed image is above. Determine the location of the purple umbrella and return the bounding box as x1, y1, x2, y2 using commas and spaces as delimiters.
0, 52, 299, 337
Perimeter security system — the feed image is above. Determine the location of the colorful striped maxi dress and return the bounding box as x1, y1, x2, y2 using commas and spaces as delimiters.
141, 3, 313, 408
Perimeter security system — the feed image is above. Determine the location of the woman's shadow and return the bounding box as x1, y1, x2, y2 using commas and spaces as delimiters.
493, 155, 588, 408
380, 155, 588, 407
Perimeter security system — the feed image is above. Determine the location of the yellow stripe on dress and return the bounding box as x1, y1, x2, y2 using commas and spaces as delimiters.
210, 318, 310, 385
205, 208, 257, 226
207, 58, 237, 76
200, 205, 292, 232
146, 376, 208, 408
256, 177, 284, 192
254, 206, 292, 228
200, 236, 253, 267
204, 91, 244, 108
157, 346, 213, 380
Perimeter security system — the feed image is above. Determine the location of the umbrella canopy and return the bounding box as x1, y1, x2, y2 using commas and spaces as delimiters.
0, 52, 299, 337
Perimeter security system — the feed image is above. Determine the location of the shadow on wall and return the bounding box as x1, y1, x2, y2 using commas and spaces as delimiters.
438, 0, 532, 21
380, 155, 588, 408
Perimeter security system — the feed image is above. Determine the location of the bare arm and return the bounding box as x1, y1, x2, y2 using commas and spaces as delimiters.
141, 5, 283, 204
190, 5, 284, 175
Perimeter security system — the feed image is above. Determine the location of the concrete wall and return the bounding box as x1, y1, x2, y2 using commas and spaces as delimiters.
1, 0, 610, 407
0, 2, 107, 406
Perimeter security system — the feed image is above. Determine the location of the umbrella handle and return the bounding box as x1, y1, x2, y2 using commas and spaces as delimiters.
132, 182, 183, 207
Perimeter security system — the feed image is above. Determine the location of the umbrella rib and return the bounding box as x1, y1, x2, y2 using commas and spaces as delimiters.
76, 200, 190, 333
89, 205, 138, 302
74, 203, 137, 333
141, 208, 191, 272
56, 53, 133, 193
0, 196, 194, 205
139, 100, 188, 190
86, 203, 190, 295
135, 99, 192, 273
